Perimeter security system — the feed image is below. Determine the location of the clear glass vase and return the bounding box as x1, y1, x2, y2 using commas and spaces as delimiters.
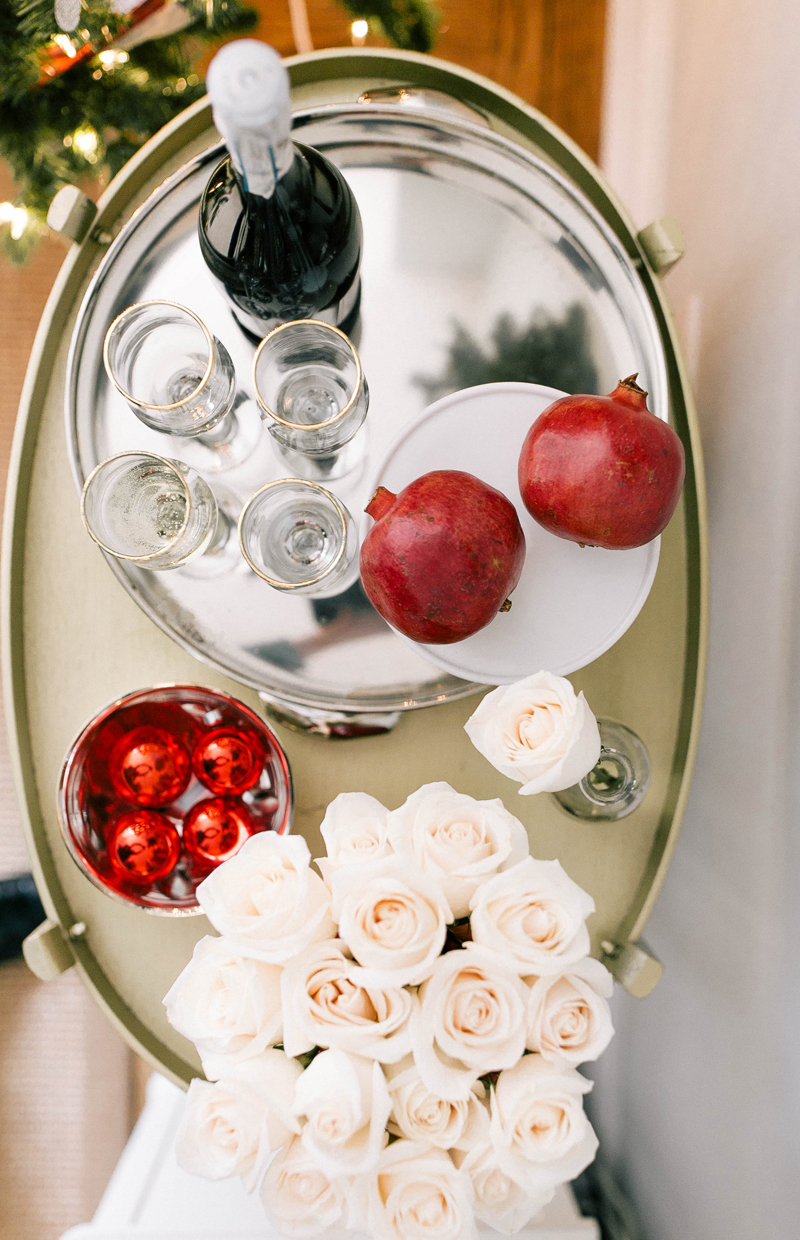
553, 719, 651, 820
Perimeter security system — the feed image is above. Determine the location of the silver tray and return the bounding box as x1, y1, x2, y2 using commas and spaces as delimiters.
66, 103, 669, 718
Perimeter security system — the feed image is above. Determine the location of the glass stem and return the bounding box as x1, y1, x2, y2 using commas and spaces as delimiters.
196, 404, 238, 448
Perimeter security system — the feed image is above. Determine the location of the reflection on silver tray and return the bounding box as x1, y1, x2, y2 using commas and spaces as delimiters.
66, 103, 668, 716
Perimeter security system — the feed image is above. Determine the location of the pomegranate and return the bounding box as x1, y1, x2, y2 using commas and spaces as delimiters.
360, 470, 526, 644
518, 376, 685, 550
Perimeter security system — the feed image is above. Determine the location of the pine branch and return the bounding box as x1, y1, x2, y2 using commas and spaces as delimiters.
339, 0, 440, 53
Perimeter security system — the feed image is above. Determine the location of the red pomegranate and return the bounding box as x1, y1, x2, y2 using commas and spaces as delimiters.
518, 376, 685, 550
360, 470, 526, 644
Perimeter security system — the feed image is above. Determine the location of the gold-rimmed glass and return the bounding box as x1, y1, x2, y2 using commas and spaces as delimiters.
81, 451, 228, 572
252, 319, 369, 480
238, 479, 359, 597
103, 300, 259, 471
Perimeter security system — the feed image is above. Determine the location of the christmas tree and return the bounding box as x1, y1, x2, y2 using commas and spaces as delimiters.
0, 0, 438, 261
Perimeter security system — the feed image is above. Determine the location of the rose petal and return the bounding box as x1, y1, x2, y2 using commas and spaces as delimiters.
197, 834, 336, 965
526, 957, 615, 1065
295, 1050, 391, 1177
316, 792, 392, 887
281, 938, 413, 1063
468, 856, 594, 975
386, 782, 529, 918
163, 936, 283, 1079
464, 673, 601, 795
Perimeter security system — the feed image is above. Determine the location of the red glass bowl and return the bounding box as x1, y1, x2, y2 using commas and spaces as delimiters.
58, 685, 293, 914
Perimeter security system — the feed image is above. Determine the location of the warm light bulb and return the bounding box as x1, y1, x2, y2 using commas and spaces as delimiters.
351, 18, 368, 43
10, 208, 28, 240
73, 127, 99, 160
53, 33, 77, 57
98, 48, 129, 68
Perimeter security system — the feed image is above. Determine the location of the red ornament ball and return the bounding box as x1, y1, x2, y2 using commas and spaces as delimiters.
182, 798, 253, 866
109, 726, 191, 807
191, 729, 264, 796
107, 810, 181, 885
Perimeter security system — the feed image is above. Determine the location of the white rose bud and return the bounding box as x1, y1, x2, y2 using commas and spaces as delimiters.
464, 671, 601, 795
281, 938, 413, 1063
163, 935, 282, 1080
316, 792, 392, 885
526, 957, 614, 1065
454, 1138, 555, 1234
366, 1140, 478, 1240
490, 1055, 598, 1191
197, 833, 336, 965
386, 1055, 489, 1151
293, 1049, 391, 1177
410, 947, 528, 1101
386, 781, 529, 918
332, 857, 452, 988
468, 856, 594, 976
260, 1134, 352, 1238
175, 1050, 302, 1192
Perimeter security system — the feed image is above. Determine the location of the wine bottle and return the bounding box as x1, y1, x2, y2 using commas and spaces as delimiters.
199, 40, 363, 340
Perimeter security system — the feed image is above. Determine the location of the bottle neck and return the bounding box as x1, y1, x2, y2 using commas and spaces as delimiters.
206, 41, 294, 199
224, 126, 294, 200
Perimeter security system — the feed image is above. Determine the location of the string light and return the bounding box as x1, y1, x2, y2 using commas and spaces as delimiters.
98, 49, 129, 69
53, 33, 77, 57
0, 204, 28, 243
11, 208, 28, 240
351, 18, 368, 44
73, 126, 99, 163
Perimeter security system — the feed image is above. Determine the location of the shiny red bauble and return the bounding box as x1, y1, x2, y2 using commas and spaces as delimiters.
182, 797, 253, 866
518, 376, 686, 550
107, 810, 182, 885
192, 728, 264, 796
109, 726, 191, 807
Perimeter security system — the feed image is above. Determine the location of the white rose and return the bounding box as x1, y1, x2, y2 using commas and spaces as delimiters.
454, 1138, 554, 1234
281, 938, 413, 1063
261, 1134, 352, 1238
490, 1055, 598, 1191
293, 1049, 391, 1177
316, 792, 392, 885
366, 1140, 478, 1240
175, 1050, 302, 1192
464, 672, 601, 795
197, 833, 336, 965
386, 782, 529, 918
386, 1055, 489, 1151
332, 857, 451, 988
526, 957, 614, 1065
410, 947, 528, 1101
468, 856, 594, 976
163, 935, 282, 1080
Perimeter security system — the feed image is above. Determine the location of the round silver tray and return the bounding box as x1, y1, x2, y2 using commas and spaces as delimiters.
66, 102, 668, 717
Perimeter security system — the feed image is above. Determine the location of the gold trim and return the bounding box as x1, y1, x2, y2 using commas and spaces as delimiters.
103, 298, 215, 411
80, 450, 193, 564
252, 319, 363, 431
238, 477, 349, 589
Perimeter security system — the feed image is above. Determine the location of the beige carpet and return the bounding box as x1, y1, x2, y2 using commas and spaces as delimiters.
0, 162, 136, 1240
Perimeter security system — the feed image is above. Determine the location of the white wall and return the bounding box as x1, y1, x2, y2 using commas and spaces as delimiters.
593, 2, 800, 1237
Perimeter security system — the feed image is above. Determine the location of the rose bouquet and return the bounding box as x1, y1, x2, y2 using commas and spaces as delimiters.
163, 780, 613, 1240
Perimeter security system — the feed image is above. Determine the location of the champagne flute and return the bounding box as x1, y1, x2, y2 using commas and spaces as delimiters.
81, 451, 235, 575
238, 479, 359, 597
252, 319, 369, 480
103, 300, 260, 472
